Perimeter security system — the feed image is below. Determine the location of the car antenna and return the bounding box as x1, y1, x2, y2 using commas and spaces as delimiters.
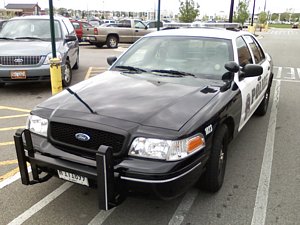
66, 88, 97, 114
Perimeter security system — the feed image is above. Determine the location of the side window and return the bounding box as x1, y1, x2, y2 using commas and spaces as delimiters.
119, 20, 131, 28
72, 22, 80, 29
236, 36, 253, 67
243, 35, 265, 64
135, 21, 146, 29
82, 22, 92, 28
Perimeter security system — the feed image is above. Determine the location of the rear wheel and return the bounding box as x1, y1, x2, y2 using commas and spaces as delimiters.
106, 35, 118, 48
62, 61, 72, 87
201, 124, 229, 192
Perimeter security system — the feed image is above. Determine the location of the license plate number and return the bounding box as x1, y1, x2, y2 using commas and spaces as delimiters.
10, 70, 27, 79
57, 170, 89, 186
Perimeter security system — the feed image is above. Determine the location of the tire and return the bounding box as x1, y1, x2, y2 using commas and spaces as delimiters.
73, 53, 79, 70
0, 83, 5, 88
255, 86, 270, 116
202, 124, 229, 192
95, 43, 104, 48
62, 61, 72, 87
106, 35, 118, 48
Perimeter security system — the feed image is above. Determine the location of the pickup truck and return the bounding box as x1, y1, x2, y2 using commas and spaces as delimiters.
82, 19, 154, 48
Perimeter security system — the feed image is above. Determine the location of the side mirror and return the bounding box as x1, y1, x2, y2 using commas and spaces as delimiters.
65, 35, 77, 42
241, 64, 263, 78
107, 56, 117, 65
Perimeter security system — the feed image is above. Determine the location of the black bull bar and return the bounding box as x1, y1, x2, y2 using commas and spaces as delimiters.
14, 129, 125, 210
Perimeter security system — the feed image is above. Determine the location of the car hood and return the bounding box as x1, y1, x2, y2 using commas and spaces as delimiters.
0, 40, 62, 55
39, 71, 222, 131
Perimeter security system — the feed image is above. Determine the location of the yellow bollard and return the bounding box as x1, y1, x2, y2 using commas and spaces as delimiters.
50, 58, 63, 95
248, 26, 255, 34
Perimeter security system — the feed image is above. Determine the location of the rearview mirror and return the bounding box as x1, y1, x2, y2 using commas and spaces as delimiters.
225, 61, 240, 73
107, 56, 117, 65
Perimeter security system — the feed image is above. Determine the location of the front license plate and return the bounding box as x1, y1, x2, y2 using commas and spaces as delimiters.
57, 170, 89, 186
10, 70, 27, 79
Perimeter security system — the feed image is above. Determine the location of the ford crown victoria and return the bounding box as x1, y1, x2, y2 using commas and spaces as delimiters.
14, 28, 273, 210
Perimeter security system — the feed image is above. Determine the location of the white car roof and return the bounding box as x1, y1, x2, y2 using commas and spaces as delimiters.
146, 28, 252, 40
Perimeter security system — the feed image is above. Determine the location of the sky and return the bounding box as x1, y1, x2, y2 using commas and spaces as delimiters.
1, 0, 300, 15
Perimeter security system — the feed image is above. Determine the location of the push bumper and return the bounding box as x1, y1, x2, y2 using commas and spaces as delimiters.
14, 129, 123, 210
14, 129, 208, 210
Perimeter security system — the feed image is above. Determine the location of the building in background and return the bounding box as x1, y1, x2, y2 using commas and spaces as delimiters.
5, 3, 43, 16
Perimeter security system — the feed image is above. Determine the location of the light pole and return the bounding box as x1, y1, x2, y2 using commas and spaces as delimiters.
157, 0, 161, 31
251, 0, 256, 26
229, 0, 234, 23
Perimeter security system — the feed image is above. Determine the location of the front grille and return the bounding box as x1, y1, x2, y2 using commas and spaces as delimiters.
0, 56, 43, 66
50, 122, 125, 159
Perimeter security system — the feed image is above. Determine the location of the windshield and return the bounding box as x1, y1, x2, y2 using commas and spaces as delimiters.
112, 36, 234, 80
0, 19, 62, 40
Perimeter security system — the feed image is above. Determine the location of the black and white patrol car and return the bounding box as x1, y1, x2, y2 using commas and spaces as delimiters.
14, 28, 273, 210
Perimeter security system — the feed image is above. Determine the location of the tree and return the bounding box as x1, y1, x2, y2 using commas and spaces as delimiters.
271, 13, 279, 21
233, 0, 250, 25
258, 11, 268, 25
178, 0, 200, 23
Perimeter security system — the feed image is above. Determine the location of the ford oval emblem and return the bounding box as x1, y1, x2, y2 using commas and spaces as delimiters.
14, 58, 23, 63
75, 133, 90, 142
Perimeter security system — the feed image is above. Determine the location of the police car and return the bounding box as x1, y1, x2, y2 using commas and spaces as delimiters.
14, 28, 273, 210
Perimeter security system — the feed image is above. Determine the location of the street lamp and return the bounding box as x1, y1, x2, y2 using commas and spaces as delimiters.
251, 0, 256, 26
229, 0, 234, 23
157, 0, 161, 31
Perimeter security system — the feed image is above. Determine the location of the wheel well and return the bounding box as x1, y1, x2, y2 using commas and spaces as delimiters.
222, 117, 234, 142
107, 34, 119, 41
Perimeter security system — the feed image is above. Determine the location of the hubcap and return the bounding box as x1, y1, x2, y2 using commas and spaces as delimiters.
64, 65, 71, 83
218, 147, 224, 175
110, 39, 116, 47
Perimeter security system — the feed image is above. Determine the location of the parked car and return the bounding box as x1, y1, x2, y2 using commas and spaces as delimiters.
89, 19, 102, 27
70, 20, 93, 42
14, 28, 273, 210
292, 22, 298, 29
0, 15, 79, 87
145, 20, 163, 28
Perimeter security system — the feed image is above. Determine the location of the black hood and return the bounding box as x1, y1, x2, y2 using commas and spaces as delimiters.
39, 71, 222, 131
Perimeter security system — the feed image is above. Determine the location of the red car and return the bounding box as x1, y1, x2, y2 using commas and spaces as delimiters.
70, 20, 93, 42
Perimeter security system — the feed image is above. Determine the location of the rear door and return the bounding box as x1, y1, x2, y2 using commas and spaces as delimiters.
234, 35, 271, 131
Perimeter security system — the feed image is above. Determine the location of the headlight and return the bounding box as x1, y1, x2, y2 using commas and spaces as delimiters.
129, 134, 205, 161
26, 115, 48, 137
43, 52, 62, 64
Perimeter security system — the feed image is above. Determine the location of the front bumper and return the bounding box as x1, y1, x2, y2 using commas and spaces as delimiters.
0, 64, 66, 84
14, 129, 208, 210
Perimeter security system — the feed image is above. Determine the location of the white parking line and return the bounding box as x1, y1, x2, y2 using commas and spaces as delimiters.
251, 80, 281, 225
0, 167, 31, 189
7, 182, 73, 225
88, 208, 116, 225
168, 188, 199, 225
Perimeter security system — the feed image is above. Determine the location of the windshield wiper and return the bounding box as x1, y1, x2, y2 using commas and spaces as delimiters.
115, 65, 147, 73
66, 88, 97, 114
150, 69, 196, 77
0, 37, 15, 40
14, 37, 46, 41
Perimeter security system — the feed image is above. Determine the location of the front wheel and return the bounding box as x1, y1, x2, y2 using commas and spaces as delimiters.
62, 61, 72, 87
201, 124, 229, 192
106, 35, 118, 48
